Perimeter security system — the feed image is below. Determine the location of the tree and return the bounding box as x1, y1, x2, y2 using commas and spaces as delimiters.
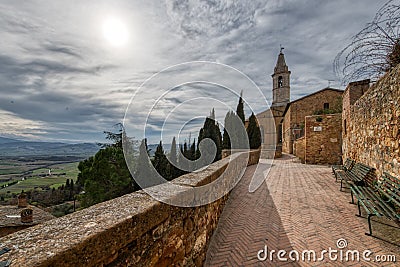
222, 110, 248, 150
177, 143, 189, 176
197, 109, 222, 163
183, 141, 189, 159
169, 137, 178, 165
77, 127, 136, 208
247, 113, 262, 149
334, 0, 400, 84
236, 91, 245, 124
387, 40, 400, 70
152, 141, 170, 180
99, 123, 124, 148
222, 111, 232, 150
168, 137, 180, 179
189, 139, 196, 161
135, 138, 161, 188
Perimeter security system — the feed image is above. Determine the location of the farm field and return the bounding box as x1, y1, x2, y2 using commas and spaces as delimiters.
0, 161, 79, 195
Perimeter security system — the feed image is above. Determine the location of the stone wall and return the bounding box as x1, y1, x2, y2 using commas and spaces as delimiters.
304, 113, 342, 165
342, 66, 400, 178
282, 88, 343, 154
293, 136, 305, 163
282, 105, 292, 153
0, 151, 260, 267
342, 79, 370, 143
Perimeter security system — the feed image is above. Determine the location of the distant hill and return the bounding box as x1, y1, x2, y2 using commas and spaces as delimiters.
0, 137, 19, 144
0, 138, 99, 158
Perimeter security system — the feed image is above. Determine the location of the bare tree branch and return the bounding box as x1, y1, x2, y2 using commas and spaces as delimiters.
334, 0, 400, 85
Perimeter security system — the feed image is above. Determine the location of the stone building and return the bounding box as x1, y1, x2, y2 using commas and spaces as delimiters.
257, 49, 290, 158
257, 49, 343, 164
293, 113, 343, 165
282, 88, 343, 154
0, 193, 54, 237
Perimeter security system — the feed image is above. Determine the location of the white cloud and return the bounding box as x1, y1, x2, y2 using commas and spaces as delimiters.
0, 0, 389, 143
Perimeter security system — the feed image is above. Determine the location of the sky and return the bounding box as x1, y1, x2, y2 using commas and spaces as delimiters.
0, 0, 388, 144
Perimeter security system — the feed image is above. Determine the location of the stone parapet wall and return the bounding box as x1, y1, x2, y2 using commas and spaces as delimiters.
342, 66, 400, 178
0, 151, 260, 267
304, 113, 342, 165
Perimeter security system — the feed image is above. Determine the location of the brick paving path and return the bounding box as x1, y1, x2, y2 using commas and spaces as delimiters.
205, 154, 400, 266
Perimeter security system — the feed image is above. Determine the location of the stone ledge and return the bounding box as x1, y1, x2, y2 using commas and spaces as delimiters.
0, 150, 259, 267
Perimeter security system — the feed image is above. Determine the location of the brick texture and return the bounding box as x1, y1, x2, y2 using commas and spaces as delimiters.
205, 155, 399, 266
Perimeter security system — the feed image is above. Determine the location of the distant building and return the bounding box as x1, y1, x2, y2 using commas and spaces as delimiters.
0, 193, 54, 237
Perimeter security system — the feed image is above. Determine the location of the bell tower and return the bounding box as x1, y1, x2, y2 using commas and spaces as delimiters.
272, 47, 290, 107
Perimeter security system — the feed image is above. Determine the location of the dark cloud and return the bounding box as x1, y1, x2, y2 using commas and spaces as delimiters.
42, 43, 84, 59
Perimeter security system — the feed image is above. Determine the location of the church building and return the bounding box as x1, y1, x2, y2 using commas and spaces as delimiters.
257, 49, 343, 161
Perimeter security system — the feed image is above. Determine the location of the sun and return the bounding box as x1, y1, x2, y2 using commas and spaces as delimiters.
102, 17, 129, 47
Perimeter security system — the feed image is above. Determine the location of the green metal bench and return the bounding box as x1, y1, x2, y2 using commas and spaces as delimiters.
350, 172, 400, 236
336, 162, 374, 191
332, 158, 355, 182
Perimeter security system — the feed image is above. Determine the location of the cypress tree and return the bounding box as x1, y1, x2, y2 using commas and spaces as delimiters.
169, 137, 177, 164
197, 109, 222, 163
152, 141, 170, 180
222, 111, 232, 149
136, 138, 159, 188
236, 91, 245, 124
177, 143, 187, 176
168, 137, 179, 179
247, 113, 262, 149
190, 139, 196, 160
183, 141, 188, 158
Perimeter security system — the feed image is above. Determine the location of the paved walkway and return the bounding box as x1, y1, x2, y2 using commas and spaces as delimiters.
205, 155, 400, 266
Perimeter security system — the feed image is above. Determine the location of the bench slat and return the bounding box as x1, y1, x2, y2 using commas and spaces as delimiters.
376, 173, 400, 208
351, 185, 382, 216
350, 171, 400, 235
358, 186, 398, 219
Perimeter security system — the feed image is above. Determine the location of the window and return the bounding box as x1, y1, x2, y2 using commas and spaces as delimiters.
323, 103, 329, 109
278, 76, 283, 88
344, 119, 347, 135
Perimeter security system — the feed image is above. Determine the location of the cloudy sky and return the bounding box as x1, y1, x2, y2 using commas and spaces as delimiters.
0, 0, 388, 144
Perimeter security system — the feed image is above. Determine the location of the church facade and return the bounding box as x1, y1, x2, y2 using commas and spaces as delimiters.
257, 50, 343, 161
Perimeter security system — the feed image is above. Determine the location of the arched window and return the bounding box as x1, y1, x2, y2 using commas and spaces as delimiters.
278, 76, 283, 88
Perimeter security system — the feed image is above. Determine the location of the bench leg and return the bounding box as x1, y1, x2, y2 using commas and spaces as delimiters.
365, 214, 374, 236
350, 190, 354, 204
340, 179, 343, 191
356, 201, 362, 217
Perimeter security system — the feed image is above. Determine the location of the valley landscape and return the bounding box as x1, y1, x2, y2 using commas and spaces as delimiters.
0, 137, 98, 203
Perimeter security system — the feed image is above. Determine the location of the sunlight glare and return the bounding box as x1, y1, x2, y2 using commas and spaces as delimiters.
102, 17, 129, 47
